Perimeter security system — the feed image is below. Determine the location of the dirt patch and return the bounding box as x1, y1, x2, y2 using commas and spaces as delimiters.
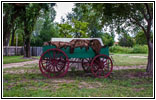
4, 68, 40, 74
113, 65, 146, 70
79, 82, 102, 89
129, 56, 147, 58
52, 79, 75, 83
133, 88, 144, 92
123, 72, 153, 79
3, 60, 39, 69
133, 72, 153, 78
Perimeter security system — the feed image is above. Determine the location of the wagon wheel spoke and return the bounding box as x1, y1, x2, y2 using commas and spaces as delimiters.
95, 66, 100, 75
53, 51, 56, 59
86, 66, 91, 71
47, 51, 53, 60
91, 55, 113, 78
82, 58, 91, 72
57, 63, 65, 71
56, 56, 66, 71
57, 63, 64, 66
96, 68, 105, 78
42, 60, 51, 71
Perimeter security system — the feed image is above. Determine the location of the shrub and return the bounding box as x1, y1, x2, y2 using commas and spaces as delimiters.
109, 46, 133, 54
131, 45, 148, 54
101, 33, 115, 46
118, 33, 134, 47
110, 45, 148, 54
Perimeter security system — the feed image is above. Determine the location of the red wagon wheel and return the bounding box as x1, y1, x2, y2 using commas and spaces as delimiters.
39, 48, 69, 78
91, 54, 113, 78
82, 58, 92, 72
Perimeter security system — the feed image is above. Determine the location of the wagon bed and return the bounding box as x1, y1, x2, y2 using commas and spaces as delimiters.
43, 45, 109, 59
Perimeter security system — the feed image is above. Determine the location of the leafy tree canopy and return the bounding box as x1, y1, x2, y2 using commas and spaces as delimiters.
118, 33, 134, 47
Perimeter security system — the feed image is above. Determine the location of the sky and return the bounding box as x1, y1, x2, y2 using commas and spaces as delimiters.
54, 3, 118, 42
54, 3, 74, 23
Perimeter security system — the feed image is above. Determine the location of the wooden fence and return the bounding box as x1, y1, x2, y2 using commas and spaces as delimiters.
3, 46, 42, 56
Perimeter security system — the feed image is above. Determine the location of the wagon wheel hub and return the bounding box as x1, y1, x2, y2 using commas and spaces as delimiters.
51, 59, 58, 66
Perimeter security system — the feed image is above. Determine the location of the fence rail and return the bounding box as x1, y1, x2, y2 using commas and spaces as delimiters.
3, 46, 42, 56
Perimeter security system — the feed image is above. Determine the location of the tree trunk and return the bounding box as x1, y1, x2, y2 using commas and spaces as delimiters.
3, 14, 12, 46
3, 31, 11, 46
3, 4, 20, 46
11, 27, 16, 46
146, 40, 153, 73
24, 37, 31, 57
23, 6, 31, 58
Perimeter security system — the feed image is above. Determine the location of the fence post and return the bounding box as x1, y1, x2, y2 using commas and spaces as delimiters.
36, 47, 38, 56
6, 46, 8, 56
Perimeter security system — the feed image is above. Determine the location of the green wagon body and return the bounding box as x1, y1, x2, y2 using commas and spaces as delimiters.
43, 45, 109, 59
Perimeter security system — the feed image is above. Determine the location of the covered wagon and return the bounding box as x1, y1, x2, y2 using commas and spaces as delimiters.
39, 38, 113, 78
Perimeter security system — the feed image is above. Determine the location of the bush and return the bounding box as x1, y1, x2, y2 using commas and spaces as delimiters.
118, 33, 134, 47
101, 33, 115, 46
131, 45, 148, 54
110, 45, 148, 54
109, 46, 133, 54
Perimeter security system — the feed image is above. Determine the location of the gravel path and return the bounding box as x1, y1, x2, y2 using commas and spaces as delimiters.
3, 60, 146, 70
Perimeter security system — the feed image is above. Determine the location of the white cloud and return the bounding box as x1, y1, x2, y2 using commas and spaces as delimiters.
54, 3, 74, 23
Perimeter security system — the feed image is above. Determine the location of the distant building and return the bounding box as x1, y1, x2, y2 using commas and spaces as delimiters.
114, 42, 119, 45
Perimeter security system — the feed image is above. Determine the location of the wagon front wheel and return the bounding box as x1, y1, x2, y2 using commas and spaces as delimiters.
39, 48, 69, 78
91, 54, 113, 78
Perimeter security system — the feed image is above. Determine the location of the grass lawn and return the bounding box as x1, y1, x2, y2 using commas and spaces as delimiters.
3, 56, 40, 64
3, 65, 153, 97
111, 54, 148, 66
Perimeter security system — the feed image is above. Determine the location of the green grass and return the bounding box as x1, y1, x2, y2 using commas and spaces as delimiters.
3, 65, 153, 97
3, 56, 39, 64
111, 54, 148, 66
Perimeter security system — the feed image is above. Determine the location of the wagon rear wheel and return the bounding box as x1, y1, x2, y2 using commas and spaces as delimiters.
82, 58, 92, 72
91, 54, 113, 78
39, 48, 69, 78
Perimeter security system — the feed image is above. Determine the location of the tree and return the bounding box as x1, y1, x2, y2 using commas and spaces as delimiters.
17, 3, 55, 57
71, 19, 89, 38
3, 3, 27, 46
9, 29, 24, 46
58, 19, 89, 38
10, 24, 17, 46
101, 33, 115, 46
3, 3, 56, 57
31, 23, 60, 46
118, 33, 134, 47
88, 3, 153, 73
67, 3, 102, 37
134, 31, 153, 45
31, 7, 58, 46
58, 23, 73, 38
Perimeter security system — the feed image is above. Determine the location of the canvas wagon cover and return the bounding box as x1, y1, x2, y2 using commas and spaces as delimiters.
51, 38, 104, 46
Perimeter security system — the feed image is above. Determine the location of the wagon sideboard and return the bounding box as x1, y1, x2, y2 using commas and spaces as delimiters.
43, 45, 109, 59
